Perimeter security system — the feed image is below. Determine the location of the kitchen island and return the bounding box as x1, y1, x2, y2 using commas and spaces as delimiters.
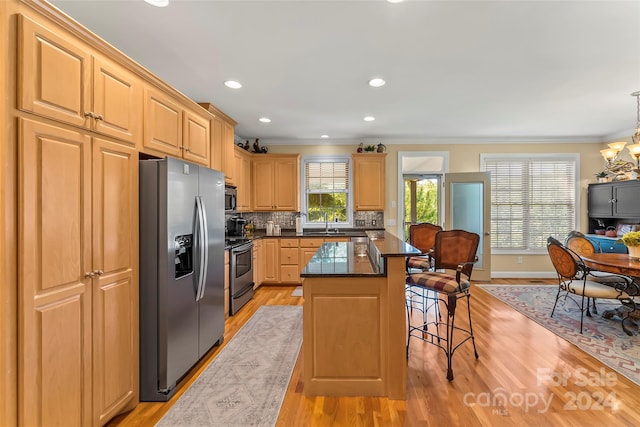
300, 231, 420, 399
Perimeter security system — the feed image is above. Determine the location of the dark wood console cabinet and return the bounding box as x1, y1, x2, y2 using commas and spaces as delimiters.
587, 181, 640, 253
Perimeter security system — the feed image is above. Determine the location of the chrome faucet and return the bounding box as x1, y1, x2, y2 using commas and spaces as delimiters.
324, 212, 329, 233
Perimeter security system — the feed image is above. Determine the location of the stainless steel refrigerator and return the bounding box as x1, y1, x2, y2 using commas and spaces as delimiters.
139, 157, 225, 401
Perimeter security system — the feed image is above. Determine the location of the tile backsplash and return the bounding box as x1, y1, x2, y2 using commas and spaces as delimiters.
227, 211, 384, 231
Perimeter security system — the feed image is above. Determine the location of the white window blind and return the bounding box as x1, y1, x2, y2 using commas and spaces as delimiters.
483, 155, 577, 251
305, 161, 349, 192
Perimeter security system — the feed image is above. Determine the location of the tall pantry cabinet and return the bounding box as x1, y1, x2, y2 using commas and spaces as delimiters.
16, 10, 139, 427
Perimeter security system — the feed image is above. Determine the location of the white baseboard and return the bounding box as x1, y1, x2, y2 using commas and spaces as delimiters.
490, 271, 556, 279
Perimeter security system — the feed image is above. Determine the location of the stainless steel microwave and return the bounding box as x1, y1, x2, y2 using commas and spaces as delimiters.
225, 185, 237, 212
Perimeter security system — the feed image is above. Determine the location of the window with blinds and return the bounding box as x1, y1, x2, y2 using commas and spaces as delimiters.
482, 154, 578, 252
302, 157, 351, 224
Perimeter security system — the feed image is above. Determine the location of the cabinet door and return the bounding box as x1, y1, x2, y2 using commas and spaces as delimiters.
210, 115, 224, 172
18, 15, 91, 128
143, 87, 182, 157
274, 158, 299, 211
253, 159, 275, 210
19, 118, 92, 427
262, 239, 280, 282
92, 138, 138, 423
354, 155, 386, 210
93, 57, 142, 147
182, 109, 211, 166
222, 120, 235, 184
254, 241, 263, 287
587, 184, 613, 217
234, 148, 252, 212
613, 183, 640, 217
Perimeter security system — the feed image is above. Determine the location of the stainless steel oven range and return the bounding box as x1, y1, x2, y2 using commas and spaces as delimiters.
227, 239, 254, 315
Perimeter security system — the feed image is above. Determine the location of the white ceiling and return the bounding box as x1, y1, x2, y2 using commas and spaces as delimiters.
49, 0, 640, 144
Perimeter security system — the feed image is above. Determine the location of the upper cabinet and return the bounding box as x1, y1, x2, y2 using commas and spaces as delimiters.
18, 15, 142, 147
143, 88, 212, 166
252, 154, 300, 211
234, 146, 252, 212
199, 102, 236, 182
353, 153, 386, 211
588, 181, 640, 219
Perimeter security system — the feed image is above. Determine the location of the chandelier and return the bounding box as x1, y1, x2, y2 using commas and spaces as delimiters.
599, 91, 640, 180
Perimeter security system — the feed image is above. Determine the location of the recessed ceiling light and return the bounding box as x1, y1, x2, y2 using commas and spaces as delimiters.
259, 117, 271, 123
321, 135, 329, 139
144, 0, 169, 7
387, 0, 404, 3
369, 78, 386, 87
364, 116, 376, 122
224, 80, 242, 89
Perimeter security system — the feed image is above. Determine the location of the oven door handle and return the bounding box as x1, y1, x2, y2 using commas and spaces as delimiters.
195, 196, 209, 301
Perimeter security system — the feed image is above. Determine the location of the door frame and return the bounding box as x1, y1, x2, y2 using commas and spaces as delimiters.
396, 151, 449, 240
444, 172, 492, 281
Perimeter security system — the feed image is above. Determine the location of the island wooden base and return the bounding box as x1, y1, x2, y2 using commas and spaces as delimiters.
302, 257, 407, 399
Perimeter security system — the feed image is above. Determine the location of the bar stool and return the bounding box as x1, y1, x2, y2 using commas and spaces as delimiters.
406, 223, 442, 273
405, 229, 480, 381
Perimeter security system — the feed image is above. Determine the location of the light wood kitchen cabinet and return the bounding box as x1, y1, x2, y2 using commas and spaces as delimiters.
262, 238, 280, 283
353, 153, 386, 211
253, 239, 263, 288
280, 239, 300, 283
199, 103, 237, 181
182, 107, 211, 166
252, 154, 300, 211
234, 146, 252, 212
144, 87, 211, 166
18, 15, 142, 147
19, 118, 138, 426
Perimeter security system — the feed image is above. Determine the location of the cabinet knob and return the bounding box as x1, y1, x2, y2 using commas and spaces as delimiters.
94, 270, 104, 276
95, 115, 104, 121
84, 272, 95, 278
84, 112, 96, 119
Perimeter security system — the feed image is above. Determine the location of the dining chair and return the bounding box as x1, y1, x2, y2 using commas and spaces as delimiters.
564, 230, 632, 288
405, 229, 480, 381
547, 236, 632, 334
406, 222, 442, 272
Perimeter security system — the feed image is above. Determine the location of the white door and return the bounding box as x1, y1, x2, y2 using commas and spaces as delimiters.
444, 172, 491, 281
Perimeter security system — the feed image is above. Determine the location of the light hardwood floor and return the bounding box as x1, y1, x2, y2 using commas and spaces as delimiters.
108, 280, 640, 426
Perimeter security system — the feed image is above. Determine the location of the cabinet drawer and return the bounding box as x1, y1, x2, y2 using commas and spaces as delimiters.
300, 238, 324, 248
280, 247, 299, 264
280, 238, 299, 248
280, 265, 300, 283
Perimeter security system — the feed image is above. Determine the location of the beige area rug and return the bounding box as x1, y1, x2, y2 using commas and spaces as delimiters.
156, 305, 303, 427
291, 286, 303, 297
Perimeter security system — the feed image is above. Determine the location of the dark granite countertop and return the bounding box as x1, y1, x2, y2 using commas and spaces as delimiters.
245, 228, 383, 240
300, 231, 420, 277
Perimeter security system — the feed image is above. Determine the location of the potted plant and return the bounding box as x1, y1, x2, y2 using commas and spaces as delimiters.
364, 145, 376, 152
595, 171, 608, 183
619, 231, 640, 260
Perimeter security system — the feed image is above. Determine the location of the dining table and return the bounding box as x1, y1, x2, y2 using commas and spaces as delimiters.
580, 252, 640, 335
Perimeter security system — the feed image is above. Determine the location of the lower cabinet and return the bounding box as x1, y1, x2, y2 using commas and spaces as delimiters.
253, 239, 263, 288
280, 239, 300, 283
262, 238, 280, 282
19, 118, 138, 426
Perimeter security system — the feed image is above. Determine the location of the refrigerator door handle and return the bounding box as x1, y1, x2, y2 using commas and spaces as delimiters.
195, 196, 209, 301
